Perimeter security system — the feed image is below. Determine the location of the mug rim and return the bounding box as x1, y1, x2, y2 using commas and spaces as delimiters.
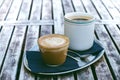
64, 12, 95, 24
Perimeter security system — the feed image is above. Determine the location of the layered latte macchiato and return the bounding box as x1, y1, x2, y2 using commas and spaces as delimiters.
38, 34, 69, 67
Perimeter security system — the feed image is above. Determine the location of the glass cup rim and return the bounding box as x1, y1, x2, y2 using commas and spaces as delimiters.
38, 34, 69, 49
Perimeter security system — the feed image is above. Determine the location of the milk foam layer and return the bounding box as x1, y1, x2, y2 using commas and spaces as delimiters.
42, 37, 65, 47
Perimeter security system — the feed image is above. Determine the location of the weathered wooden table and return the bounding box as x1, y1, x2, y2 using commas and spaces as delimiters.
0, 0, 120, 80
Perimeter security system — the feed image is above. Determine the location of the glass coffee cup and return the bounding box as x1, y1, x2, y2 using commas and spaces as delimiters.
38, 34, 69, 67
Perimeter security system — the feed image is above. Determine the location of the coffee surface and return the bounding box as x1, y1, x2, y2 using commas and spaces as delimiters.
42, 37, 66, 47
72, 18, 89, 20
38, 34, 69, 49
68, 16, 92, 21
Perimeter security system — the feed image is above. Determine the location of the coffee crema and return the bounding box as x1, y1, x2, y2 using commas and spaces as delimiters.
38, 34, 69, 49
40, 37, 66, 48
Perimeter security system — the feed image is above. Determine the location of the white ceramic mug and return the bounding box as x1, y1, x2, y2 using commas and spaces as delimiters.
64, 12, 95, 51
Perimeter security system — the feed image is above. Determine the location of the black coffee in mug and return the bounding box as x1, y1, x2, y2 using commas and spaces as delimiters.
68, 16, 92, 21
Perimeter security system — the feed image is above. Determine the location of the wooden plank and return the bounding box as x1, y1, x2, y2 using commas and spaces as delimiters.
40, 0, 52, 36
37, 0, 53, 79
93, 56, 113, 80
100, 0, 120, 50
101, 0, 120, 20
0, 26, 14, 69
75, 67, 94, 80
0, 0, 32, 80
110, 0, 120, 12
0, 0, 13, 20
0, 0, 22, 70
0, 0, 13, 30
72, 0, 85, 12
95, 31, 120, 80
0, 0, 4, 7
92, 0, 120, 79
19, 0, 42, 79
79, 0, 114, 80
62, 0, 74, 14
52, 0, 64, 34
0, 0, 4, 29
57, 74, 74, 80
103, 24, 120, 50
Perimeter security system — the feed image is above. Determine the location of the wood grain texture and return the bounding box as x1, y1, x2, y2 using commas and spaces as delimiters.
76, 67, 94, 80
0, 0, 13, 20
101, 0, 120, 20
0, 0, 13, 30
0, 0, 24, 79
57, 74, 74, 80
93, 56, 113, 80
0, 0, 14, 54
101, 0, 120, 50
40, 0, 52, 36
18, 0, 39, 79
72, 0, 85, 12
92, 0, 120, 79
110, 0, 120, 12
62, 0, 74, 14
0, 0, 22, 71
53, 0, 64, 34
